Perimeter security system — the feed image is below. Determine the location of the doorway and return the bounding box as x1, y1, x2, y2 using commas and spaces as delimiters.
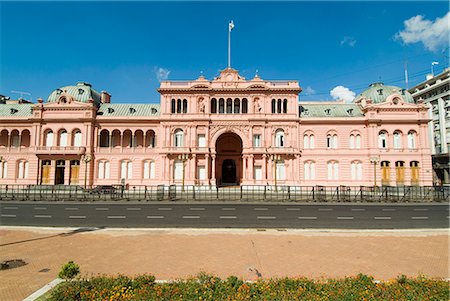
55, 160, 65, 185
215, 132, 243, 186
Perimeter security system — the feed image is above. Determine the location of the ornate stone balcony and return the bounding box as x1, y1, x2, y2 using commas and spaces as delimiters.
35, 146, 86, 155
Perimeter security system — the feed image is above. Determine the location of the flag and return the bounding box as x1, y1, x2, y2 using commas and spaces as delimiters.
432, 61, 439, 65
229, 20, 234, 32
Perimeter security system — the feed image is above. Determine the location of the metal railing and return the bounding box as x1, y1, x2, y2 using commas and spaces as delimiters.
0, 184, 448, 203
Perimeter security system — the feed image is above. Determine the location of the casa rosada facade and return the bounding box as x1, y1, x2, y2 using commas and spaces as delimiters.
0, 68, 433, 187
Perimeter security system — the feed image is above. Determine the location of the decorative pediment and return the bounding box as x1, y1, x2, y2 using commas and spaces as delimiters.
213, 68, 246, 82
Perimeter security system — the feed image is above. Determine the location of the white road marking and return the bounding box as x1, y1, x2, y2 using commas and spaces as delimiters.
219, 216, 237, 219
65, 207, 79, 211
412, 216, 429, 220
182, 216, 200, 219
107, 216, 126, 219
146, 216, 165, 219
318, 208, 333, 211
374, 216, 392, 220
413, 208, 428, 211
34, 215, 51, 218
351, 208, 366, 212
95, 208, 109, 211
382, 208, 396, 211
286, 208, 301, 211
3, 206, 18, 210
337, 216, 354, 220
189, 208, 205, 211
1, 214, 16, 218
69, 216, 86, 219
126, 208, 142, 211
34, 207, 47, 210
254, 208, 268, 211
221, 208, 236, 211
158, 208, 173, 211
257, 216, 276, 219
298, 216, 317, 220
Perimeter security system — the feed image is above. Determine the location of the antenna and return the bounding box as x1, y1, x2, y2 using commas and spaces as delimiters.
11, 90, 32, 101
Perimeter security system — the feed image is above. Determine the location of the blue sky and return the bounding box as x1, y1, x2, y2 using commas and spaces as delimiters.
1, 1, 449, 103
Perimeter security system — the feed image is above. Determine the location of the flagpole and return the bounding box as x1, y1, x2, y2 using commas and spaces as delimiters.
228, 24, 231, 68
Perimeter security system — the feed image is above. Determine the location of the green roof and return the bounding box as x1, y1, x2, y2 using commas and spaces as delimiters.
98, 104, 161, 117
299, 103, 363, 118
353, 82, 415, 104
47, 82, 102, 106
0, 104, 34, 117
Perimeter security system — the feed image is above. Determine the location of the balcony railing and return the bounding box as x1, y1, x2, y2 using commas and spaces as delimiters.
35, 146, 86, 155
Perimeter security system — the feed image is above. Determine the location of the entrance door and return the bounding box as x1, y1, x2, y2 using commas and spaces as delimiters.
55, 160, 65, 185
70, 160, 80, 184
41, 160, 51, 184
381, 161, 390, 186
221, 159, 236, 184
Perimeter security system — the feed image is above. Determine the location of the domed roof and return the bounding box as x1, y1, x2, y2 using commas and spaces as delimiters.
47, 82, 102, 106
353, 82, 415, 104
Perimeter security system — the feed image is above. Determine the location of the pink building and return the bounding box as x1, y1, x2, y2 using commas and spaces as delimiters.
0, 68, 432, 187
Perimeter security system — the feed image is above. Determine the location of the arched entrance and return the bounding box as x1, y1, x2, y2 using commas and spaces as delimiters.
216, 132, 243, 186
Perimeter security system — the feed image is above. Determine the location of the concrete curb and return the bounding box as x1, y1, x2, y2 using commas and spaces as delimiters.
22, 278, 64, 301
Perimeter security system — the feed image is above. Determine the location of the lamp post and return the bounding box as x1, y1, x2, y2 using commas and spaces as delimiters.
178, 153, 189, 192
431, 61, 439, 76
269, 154, 281, 191
81, 154, 91, 189
369, 157, 380, 189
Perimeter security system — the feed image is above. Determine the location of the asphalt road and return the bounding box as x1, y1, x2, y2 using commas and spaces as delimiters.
0, 202, 448, 229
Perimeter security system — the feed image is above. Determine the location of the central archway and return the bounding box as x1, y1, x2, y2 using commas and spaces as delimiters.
216, 132, 243, 186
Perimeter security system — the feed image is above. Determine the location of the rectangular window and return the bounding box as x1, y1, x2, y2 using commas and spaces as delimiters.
254, 166, 262, 180
198, 135, 206, 147
197, 165, 206, 180
276, 162, 285, 180
174, 160, 183, 180
99, 161, 105, 179
253, 134, 261, 147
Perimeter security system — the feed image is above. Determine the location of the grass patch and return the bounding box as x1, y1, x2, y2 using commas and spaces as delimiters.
44, 273, 449, 301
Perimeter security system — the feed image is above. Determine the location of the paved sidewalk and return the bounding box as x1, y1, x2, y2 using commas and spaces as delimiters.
0, 227, 448, 301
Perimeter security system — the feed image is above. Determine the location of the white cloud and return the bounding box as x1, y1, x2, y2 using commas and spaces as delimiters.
340, 36, 356, 47
303, 86, 316, 95
330, 86, 356, 103
154, 67, 170, 82
395, 12, 450, 52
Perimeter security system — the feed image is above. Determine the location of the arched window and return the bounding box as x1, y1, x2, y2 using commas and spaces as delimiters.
349, 135, 355, 149
275, 129, 285, 147
143, 160, 155, 179
355, 134, 361, 149
277, 99, 282, 113
407, 131, 416, 149
327, 134, 338, 149
393, 131, 402, 149
99, 130, 110, 147
303, 133, 315, 149
120, 160, 132, 180
45, 130, 54, 147
17, 160, 28, 179
378, 131, 388, 149
226, 98, 233, 113
174, 129, 184, 147
73, 130, 82, 147
351, 161, 362, 180
59, 130, 68, 147
146, 130, 156, 148
283, 99, 288, 113
234, 98, 240, 114
327, 161, 339, 180
304, 161, 316, 180
176, 99, 182, 113
98, 160, 110, 179
219, 98, 225, 113
171, 99, 176, 114
0, 160, 7, 179
182, 99, 188, 113
211, 98, 217, 113
271, 99, 276, 113
242, 98, 248, 113
303, 135, 310, 149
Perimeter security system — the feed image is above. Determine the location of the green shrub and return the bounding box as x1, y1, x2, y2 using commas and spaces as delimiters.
57, 261, 80, 280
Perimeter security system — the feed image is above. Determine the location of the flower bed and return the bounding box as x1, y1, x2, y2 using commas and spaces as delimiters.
49, 273, 449, 301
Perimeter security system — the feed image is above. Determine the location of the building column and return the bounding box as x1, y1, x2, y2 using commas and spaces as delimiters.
262, 154, 267, 183
190, 154, 197, 182
205, 154, 210, 184
249, 155, 254, 182
211, 155, 216, 184
242, 155, 247, 181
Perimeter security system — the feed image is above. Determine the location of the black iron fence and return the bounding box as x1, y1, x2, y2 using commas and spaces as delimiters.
0, 184, 448, 202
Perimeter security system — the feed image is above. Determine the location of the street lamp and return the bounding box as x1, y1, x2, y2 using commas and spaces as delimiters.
178, 153, 189, 192
431, 61, 439, 76
269, 154, 281, 191
369, 157, 380, 189
81, 154, 91, 189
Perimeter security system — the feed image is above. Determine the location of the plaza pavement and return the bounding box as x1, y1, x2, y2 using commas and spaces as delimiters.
0, 226, 448, 301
